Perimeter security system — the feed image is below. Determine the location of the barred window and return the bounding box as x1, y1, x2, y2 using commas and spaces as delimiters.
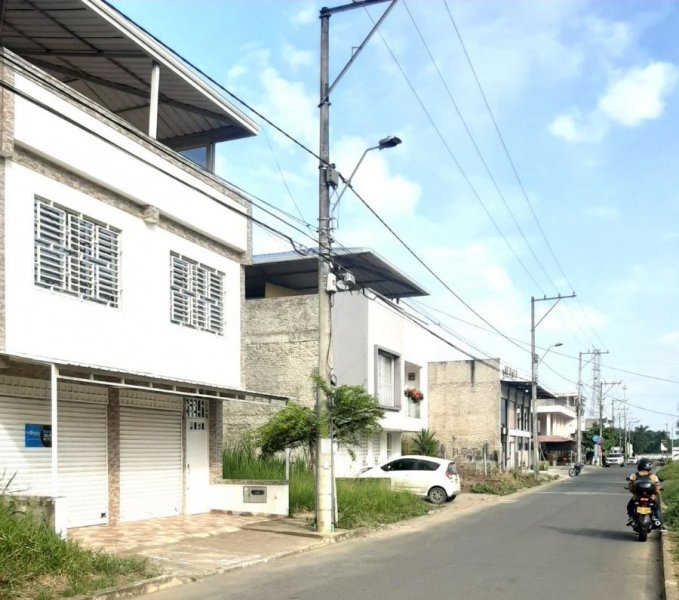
170, 252, 224, 335
34, 198, 120, 307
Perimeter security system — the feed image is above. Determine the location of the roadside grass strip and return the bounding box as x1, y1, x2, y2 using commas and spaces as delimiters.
0, 494, 154, 600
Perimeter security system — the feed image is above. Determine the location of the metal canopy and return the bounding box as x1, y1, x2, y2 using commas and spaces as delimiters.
0, 0, 257, 147
245, 248, 429, 300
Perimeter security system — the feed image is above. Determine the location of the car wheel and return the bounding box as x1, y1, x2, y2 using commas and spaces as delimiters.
427, 486, 447, 505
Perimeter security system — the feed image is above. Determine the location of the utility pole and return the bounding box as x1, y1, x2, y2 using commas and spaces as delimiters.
315, 0, 396, 534
576, 350, 601, 464
530, 293, 575, 479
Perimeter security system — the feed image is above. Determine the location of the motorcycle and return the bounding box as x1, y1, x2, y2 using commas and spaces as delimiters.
629, 477, 661, 542
568, 462, 583, 477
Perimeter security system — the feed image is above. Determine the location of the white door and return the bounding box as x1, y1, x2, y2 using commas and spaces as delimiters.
119, 405, 182, 522
185, 399, 209, 514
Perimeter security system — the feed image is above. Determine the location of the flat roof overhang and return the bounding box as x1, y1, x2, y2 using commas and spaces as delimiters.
0, 0, 258, 147
246, 248, 429, 300
502, 378, 558, 400
0, 353, 288, 406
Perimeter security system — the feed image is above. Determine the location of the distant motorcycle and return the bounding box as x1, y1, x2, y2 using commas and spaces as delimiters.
630, 477, 661, 542
568, 462, 583, 477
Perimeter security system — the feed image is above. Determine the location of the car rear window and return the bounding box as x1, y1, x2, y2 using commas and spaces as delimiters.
415, 459, 440, 471
446, 462, 458, 475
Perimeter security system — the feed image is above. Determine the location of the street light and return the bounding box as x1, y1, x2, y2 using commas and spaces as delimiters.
331, 136, 402, 213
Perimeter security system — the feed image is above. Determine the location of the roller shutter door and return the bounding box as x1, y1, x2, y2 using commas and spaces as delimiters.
0, 395, 108, 528
119, 406, 182, 522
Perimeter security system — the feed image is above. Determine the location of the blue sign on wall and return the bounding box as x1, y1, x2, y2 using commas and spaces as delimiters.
25, 424, 51, 448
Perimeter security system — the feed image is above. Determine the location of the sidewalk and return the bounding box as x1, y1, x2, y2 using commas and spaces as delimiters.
72, 486, 553, 599
79, 468, 663, 600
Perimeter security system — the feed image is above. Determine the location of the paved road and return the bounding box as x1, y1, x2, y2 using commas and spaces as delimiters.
148, 467, 662, 599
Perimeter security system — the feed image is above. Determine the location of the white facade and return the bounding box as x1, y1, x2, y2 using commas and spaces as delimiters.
332, 292, 462, 476
538, 405, 577, 438
5, 72, 245, 388
0, 4, 278, 531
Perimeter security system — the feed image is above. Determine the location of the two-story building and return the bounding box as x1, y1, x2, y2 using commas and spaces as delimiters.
229, 249, 463, 475
428, 359, 558, 469
0, 0, 284, 533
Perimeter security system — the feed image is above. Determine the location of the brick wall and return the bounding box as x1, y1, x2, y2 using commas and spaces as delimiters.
428, 359, 502, 461
106, 388, 120, 524
224, 295, 318, 447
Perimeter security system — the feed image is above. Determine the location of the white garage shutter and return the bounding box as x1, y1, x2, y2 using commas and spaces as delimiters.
0, 392, 108, 528
119, 405, 182, 522
58, 402, 108, 527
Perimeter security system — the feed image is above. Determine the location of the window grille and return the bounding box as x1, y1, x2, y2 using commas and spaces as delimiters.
184, 398, 208, 419
34, 198, 120, 306
170, 252, 224, 335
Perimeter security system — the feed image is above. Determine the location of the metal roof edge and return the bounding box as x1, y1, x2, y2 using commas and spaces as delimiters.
83, 0, 259, 137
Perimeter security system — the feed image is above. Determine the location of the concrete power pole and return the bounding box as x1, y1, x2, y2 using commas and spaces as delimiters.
530, 293, 575, 479
315, 0, 396, 534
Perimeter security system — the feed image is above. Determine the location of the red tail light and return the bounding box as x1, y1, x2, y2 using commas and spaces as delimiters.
640, 497, 649, 503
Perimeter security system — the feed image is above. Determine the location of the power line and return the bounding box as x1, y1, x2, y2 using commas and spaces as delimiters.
442, 0, 607, 350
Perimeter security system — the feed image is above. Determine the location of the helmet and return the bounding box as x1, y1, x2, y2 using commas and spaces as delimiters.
637, 458, 653, 472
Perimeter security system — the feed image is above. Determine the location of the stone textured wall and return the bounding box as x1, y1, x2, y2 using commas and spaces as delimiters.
224, 295, 319, 446
106, 389, 120, 524
428, 359, 502, 461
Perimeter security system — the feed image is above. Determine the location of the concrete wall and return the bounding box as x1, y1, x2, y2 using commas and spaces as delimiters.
428, 359, 502, 461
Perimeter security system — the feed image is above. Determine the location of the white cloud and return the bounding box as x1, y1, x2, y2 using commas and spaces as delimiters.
598, 62, 678, 126
291, 4, 316, 26
549, 61, 678, 143
282, 44, 313, 70
660, 331, 679, 348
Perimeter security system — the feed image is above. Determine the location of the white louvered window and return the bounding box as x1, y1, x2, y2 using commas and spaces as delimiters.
170, 252, 224, 335
376, 350, 396, 407
34, 198, 120, 307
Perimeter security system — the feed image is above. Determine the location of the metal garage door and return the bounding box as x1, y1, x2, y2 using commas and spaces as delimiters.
119, 404, 182, 522
0, 382, 108, 528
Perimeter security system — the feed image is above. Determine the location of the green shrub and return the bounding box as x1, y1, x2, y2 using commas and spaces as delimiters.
411, 429, 441, 456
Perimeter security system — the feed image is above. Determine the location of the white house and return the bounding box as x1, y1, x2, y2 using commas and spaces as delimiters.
0, 0, 284, 533
233, 249, 464, 476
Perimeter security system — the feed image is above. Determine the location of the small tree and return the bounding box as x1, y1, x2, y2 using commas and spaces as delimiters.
256, 376, 384, 459
411, 428, 441, 456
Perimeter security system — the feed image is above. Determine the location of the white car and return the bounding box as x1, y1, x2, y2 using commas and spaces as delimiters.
357, 455, 461, 504
604, 452, 625, 467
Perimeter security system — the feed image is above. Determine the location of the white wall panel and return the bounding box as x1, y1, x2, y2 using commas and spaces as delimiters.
4, 161, 242, 387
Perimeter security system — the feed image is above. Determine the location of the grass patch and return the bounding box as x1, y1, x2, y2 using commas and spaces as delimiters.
222, 446, 438, 528
468, 470, 553, 496
658, 461, 679, 532
0, 496, 154, 600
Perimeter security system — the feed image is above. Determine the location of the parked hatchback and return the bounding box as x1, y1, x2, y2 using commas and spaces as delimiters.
357, 455, 460, 504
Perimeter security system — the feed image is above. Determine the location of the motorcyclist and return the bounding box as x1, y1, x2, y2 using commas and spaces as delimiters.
626, 457, 663, 527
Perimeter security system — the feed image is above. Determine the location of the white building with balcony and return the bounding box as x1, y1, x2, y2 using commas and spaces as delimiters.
232, 249, 463, 476
0, 0, 284, 533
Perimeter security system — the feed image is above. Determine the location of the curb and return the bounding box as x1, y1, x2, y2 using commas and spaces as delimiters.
73, 575, 186, 600
74, 474, 567, 600
662, 531, 679, 600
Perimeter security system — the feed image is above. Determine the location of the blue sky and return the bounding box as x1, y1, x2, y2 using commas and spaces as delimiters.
111, 0, 679, 431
